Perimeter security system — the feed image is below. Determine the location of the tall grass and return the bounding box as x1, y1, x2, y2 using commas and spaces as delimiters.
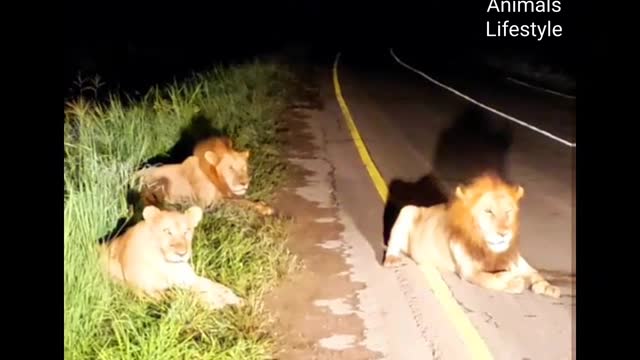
64, 60, 298, 360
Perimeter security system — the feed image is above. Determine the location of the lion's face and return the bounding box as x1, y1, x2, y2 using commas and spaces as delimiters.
209, 150, 251, 196
142, 205, 203, 263
455, 176, 524, 253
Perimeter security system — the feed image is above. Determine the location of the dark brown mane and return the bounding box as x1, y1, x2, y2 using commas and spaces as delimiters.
139, 177, 170, 207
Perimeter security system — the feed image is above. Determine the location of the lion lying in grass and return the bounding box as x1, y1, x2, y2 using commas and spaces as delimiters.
136, 136, 274, 215
100, 205, 244, 309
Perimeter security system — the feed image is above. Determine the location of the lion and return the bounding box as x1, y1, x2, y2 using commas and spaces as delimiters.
136, 136, 274, 215
100, 205, 244, 309
383, 172, 560, 298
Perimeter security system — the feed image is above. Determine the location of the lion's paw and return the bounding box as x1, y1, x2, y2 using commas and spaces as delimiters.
532, 280, 561, 299
382, 255, 405, 268
254, 202, 275, 216
504, 276, 526, 294
196, 281, 245, 310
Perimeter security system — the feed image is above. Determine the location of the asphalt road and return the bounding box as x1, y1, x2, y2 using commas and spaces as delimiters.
316, 49, 575, 360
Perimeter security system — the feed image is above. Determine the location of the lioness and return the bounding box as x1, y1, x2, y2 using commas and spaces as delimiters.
383, 173, 560, 298
100, 205, 244, 309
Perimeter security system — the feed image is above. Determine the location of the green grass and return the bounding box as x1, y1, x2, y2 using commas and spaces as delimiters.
64, 60, 299, 360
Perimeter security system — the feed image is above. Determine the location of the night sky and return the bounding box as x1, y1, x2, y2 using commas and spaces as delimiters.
64, 0, 576, 100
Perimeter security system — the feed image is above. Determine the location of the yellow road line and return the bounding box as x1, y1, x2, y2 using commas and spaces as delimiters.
332, 52, 494, 360
332, 53, 389, 202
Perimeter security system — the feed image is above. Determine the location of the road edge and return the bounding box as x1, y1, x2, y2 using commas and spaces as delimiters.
332, 52, 495, 360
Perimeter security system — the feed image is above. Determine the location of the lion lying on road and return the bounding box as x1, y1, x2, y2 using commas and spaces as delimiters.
383, 173, 560, 298
136, 136, 274, 215
100, 205, 244, 309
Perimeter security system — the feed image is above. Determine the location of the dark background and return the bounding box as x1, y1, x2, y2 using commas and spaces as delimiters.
64, 0, 576, 100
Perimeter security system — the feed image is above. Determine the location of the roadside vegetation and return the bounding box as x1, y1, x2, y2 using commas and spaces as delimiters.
64, 60, 299, 359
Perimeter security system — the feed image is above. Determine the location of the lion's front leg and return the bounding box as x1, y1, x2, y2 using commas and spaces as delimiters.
192, 276, 245, 310
510, 255, 561, 298
168, 263, 199, 288
383, 205, 419, 267
465, 271, 526, 294
168, 264, 244, 309
226, 198, 275, 216
450, 242, 525, 294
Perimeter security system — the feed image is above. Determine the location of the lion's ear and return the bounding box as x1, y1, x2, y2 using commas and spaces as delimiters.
455, 185, 466, 200
185, 206, 203, 226
142, 205, 161, 221
204, 151, 220, 165
513, 185, 524, 200
241, 150, 250, 160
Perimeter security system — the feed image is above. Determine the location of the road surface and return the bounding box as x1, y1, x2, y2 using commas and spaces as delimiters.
299, 48, 575, 360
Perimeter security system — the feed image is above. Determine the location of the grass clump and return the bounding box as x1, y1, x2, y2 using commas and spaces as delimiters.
64, 60, 299, 360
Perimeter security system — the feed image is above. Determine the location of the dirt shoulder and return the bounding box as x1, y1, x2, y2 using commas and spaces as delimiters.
263, 67, 384, 359
262, 59, 442, 360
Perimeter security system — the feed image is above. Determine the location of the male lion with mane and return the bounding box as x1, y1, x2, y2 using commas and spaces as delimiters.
383, 172, 560, 298
136, 136, 274, 215
100, 205, 244, 309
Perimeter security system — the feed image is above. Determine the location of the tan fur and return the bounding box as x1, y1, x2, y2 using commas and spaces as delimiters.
383, 173, 560, 298
136, 156, 223, 210
193, 137, 246, 198
136, 136, 273, 215
100, 205, 244, 309
193, 136, 274, 215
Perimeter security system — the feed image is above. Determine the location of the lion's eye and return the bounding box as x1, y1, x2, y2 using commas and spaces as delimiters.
485, 209, 494, 216
163, 228, 173, 236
